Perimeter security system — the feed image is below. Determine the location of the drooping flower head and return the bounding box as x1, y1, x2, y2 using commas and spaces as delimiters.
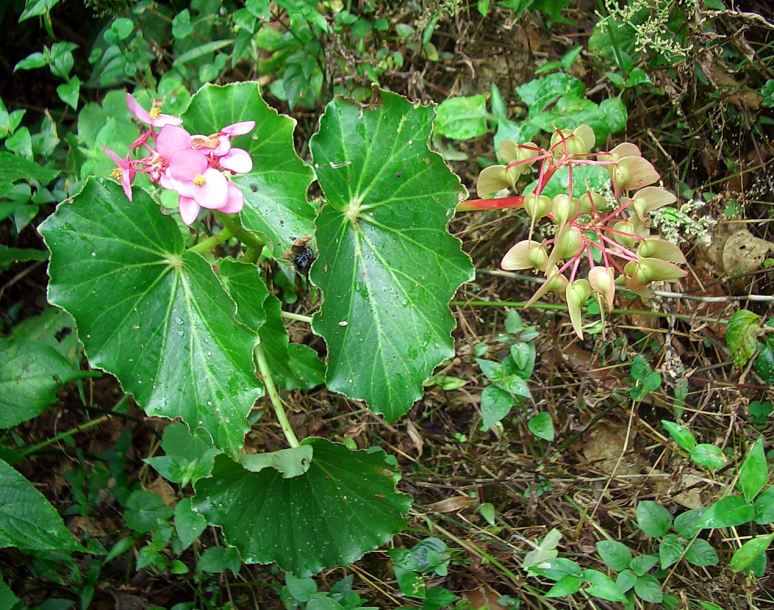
475, 125, 686, 339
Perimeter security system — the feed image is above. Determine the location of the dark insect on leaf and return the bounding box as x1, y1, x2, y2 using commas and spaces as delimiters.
293, 247, 315, 273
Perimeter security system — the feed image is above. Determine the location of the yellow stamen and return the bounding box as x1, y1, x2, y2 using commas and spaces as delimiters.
111, 168, 122, 180
193, 174, 207, 186
149, 104, 162, 119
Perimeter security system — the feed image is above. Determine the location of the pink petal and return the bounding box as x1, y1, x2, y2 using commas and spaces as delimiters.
153, 113, 183, 127
219, 148, 252, 174
121, 170, 134, 201
156, 126, 192, 159
126, 93, 153, 124
221, 121, 255, 136
212, 135, 231, 157
103, 146, 126, 167
219, 183, 244, 214
178, 196, 200, 225
169, 149, 208, 181
193, 168, 229, 209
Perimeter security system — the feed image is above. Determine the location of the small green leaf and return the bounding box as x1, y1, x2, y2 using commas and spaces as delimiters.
435, 95, 489, 140
673, 508, 705, 538
726, 309, 761, 368
145, 423, 221, 487
0, 458, 81, 552
241, 446, 313, 479
522, 529, 562, 570
527, 412, 555, 441
480, 385, 514, 432
545, 574, 581, 597
0, 338, 84, 429
125, 490, 173, 535
527, 557, 580, 581
615, 569, 636, 593
581, 568, 625, 602
285, 573, 317, 602
684, 538, 718, 567
729, 533, 774, 573
0, 151, 58, 191
516, 73, 586, 114
56, 77, 80, 111
596, 539, 632, 572
738, 437, 767, 502
753, 486, 774, 524
659, 534, 686, 569
634, 574, 663, 603
636, 501, 672, 537
197, 546, 241, 576
194, 438, 411, 576
478, 502, 496, 526
629, 554, 658, 576
174, 498, 206, 551
690, 444, 727, 471
172, 9, 193, 39
309, 92, 473, 421
698, 495, 755, 529
661, 420, 696, 452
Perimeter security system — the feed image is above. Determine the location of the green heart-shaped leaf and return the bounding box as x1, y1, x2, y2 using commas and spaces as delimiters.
194, 437, 412, 576
39, 178, 262, 456
309, 91, 473, 421
180, 83, 315, 258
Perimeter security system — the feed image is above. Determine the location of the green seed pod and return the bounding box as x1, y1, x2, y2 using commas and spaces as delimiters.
557, 226, 584, 259
523, 193, 553, 221
552, 194, 576, 228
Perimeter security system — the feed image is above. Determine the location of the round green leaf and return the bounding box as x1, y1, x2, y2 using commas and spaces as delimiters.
634, 574, 663, 604
309, 92, 474, 421
698, 495, 755, 529
636, 501, 672, 537
193, 437, 412, 576
180, 83, 315, 258
435, 95, 489, 140
690, 443, 727, 471
684, 538, 718, 567
596, 539, 632, 572
729, 533, 774, 573
0, 457, 81, 552
726, 309, 760, 369
39, 179, 263, 457
527, 411, 555, 441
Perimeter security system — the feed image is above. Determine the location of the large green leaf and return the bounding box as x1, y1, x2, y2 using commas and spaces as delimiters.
194, 437, 411, 576
309, 92, 473, 421
0, 457, 80, 552
39, 178, 263, 456
218, 259, 324, 390
0, 338, 85, 429
180, 83, 315, 258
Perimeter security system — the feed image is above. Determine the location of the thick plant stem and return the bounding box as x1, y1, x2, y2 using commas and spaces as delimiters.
189, 227, 235, 254
254, 343, 300, 448
281, 311, 313, 324
456, 196, 524, 212
215, 212, 265, 253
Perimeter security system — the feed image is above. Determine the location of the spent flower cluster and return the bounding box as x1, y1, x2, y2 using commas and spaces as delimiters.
104, 94, 255, 225
476, 124, 686, 338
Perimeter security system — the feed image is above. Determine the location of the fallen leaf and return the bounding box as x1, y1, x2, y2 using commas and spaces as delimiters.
427, 495, 476, 513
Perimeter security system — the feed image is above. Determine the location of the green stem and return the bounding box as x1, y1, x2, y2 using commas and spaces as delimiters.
215, 213, 265, 252
280, 311, 313, 324
189, 227, 234, 254
20, 415, 110, 457
453, 299, 729, 324
254, 343, 299, 448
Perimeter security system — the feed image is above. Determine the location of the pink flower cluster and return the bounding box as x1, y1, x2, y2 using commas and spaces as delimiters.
104, 94, 255, 225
